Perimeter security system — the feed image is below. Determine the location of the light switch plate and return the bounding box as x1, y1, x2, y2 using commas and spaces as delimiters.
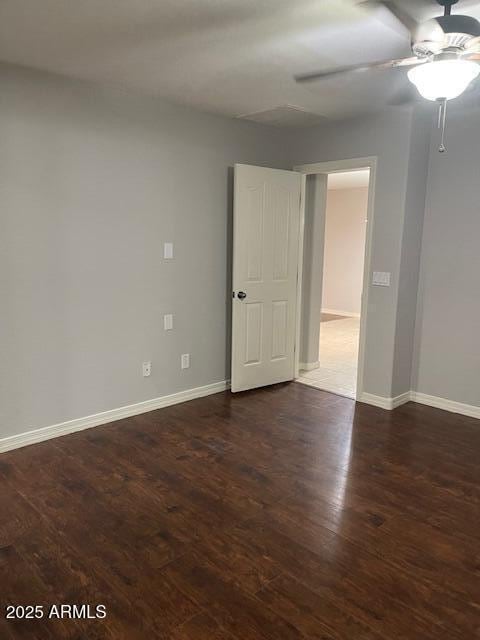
372, 271, 391, 287
164, 314, 173, 331
163, 242, 174, 259
181, 353, 190, 369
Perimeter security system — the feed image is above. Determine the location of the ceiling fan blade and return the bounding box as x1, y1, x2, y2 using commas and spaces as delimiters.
464, 53, 480, 60
295, 56, 421, 84
359, 1, 419, 37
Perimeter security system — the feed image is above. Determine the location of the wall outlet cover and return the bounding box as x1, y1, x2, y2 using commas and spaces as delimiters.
142, 361, 152, 377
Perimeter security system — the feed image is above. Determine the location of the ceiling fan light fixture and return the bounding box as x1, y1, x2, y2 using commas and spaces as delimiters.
407, 58, 480, 101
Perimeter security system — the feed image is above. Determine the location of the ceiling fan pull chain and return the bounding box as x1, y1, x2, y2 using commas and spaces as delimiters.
438, 98, 448, 153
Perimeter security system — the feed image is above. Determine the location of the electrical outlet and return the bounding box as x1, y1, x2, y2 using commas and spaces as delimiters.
142, 361, 152, 377
181, 354, 190, 369
164, 314, 173, 331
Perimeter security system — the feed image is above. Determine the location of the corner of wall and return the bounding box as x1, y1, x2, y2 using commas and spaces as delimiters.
300, 174, 328, 365
391, 105, 432, 398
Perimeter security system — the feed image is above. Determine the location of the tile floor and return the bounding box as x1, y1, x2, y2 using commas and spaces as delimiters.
297, 315, 360, 399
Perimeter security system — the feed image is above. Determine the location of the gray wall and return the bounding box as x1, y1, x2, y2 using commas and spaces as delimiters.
391, 105, 431, 397
291, 109, 415, 397
300, 174, 327, 366
412, 101, 480, 407
0, 63, 288, 439
294, 103, 479, 407
2, 59, 477, 440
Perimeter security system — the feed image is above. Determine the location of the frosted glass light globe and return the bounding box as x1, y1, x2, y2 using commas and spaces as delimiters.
408, 59, 480, 101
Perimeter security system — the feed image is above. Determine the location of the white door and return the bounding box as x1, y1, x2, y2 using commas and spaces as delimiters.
231, 164, 302, 392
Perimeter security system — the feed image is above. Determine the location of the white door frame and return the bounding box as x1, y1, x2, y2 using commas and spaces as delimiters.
293, 156, 378, 400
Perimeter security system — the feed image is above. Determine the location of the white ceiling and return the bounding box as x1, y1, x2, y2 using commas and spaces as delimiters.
328, 169, 370, 189
1, 0, 480, 122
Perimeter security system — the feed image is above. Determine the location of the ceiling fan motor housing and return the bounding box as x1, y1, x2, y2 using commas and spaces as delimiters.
437, 0, 459, 7
413, 14, 480, 56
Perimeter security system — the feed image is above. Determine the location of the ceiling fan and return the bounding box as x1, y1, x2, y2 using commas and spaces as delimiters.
295, 0, 480, 151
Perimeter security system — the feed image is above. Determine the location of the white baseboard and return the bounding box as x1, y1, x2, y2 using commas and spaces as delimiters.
322, 308, 360, 318
410, 392, 480, 420
359, 392, 411, 411
391, 392, 412, 409
360, 390, 479, 419
0, 380, 229, 454
3, 382, 477, 455
299, 361, 319, 372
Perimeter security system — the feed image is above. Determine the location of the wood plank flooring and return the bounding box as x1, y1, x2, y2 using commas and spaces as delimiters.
1, 382, 479, 639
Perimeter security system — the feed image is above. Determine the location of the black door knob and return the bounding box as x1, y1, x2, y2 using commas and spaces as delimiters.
237, 291, 247, 300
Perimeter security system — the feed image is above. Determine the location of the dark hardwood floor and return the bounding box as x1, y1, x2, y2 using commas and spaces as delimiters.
1, 382, 480, 639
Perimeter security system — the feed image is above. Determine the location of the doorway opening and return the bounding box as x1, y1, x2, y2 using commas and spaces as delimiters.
294, 158, 376, 401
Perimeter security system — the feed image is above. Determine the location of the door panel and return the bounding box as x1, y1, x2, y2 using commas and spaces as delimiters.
245, 302, 263, 365
231, 164, 302, 392
246, 186, 265, 282
271, 300, 288, 360
272, 187, 291, 281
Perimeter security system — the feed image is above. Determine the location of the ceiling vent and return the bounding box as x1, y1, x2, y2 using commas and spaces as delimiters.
237, 104, 328, 128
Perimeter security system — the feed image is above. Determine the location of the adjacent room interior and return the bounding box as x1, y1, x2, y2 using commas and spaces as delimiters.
1, 1, 480, 638
298, 168, 370, 398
